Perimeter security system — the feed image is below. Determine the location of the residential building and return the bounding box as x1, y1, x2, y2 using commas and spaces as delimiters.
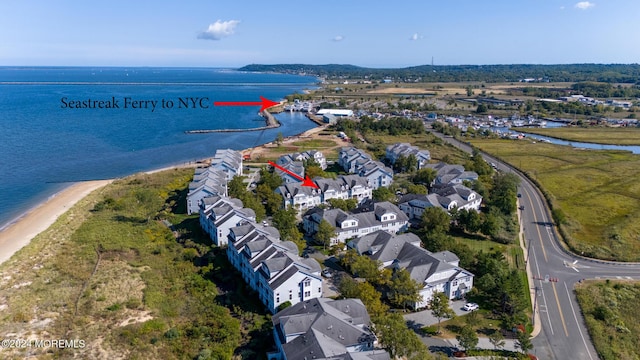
186, 166, 228, 215
385, 143, 431, 170
277, 150, 327, 170
303, 201, 409, 245
276, 175, 373, 212
226, 222, 323, 313
424, 162, 478, 186
398, 184, 482, 220
339, 147, 371, 173
269, 298, 390, 360
198, 195, 256, 246
210, 149, 243, 180
357, 160, 394, 190
348, 232, 474, 309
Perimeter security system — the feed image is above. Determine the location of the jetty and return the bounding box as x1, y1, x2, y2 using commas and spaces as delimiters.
185, 109, 280, 134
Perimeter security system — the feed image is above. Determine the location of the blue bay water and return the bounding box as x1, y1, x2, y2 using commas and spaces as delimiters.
0, 67, 318, 230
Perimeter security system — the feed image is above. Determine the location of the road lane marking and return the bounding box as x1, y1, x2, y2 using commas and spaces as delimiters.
552, 282, 569, 337
532, 247, 554, 335
524, 188, 548, 262
564, 282, 595, 360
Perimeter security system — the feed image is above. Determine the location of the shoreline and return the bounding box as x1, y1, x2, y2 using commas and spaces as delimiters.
0, 179, 113, 266
0, 120, 324, 267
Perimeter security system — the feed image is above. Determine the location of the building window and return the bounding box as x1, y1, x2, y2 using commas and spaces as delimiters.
304, 280, 311, 287
276, 297, 280, 303
304, 291, 311, 297
289, 294, 292, 300
318, 287, 321, 293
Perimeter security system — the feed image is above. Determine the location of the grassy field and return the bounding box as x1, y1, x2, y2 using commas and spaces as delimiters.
519, 127, 640, 145
575, 280, 640, 360
0, 169, 271, 359
469, 138, 640, 261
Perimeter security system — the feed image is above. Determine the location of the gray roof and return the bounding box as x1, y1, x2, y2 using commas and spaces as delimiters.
349, 231, 421, 264
309, 202, 408, 234
273, 298, 384, 360
393, 243, 469, 284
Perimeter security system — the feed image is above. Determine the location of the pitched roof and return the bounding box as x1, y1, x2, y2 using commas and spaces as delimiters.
273, 298, 384, 360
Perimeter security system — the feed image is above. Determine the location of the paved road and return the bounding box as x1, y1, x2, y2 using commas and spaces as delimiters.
430, 130, 640, 360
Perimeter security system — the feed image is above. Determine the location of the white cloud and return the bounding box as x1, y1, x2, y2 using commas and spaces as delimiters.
410, 33, 423, 41
574, 1, 595, 10
560, 6, 565, 10
198, 20, 240, 40
332, 35, 344, 42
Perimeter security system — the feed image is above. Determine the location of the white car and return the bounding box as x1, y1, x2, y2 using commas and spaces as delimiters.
321, 268, 333, 278
463, 302, 479, 311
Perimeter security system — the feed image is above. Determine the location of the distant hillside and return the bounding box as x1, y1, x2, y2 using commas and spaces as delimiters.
238, 63, 640, 83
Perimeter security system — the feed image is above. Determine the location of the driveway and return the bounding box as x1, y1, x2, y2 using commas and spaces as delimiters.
403, 299, 469, 330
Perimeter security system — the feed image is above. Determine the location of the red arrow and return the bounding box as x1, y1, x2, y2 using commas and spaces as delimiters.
214, 96, 279, 112
268, 161, 319, 189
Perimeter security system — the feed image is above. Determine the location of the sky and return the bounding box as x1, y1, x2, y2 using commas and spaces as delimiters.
0, 0, 638, 68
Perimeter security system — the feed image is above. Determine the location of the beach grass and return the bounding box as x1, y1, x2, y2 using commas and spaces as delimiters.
470, 138, 640, 261
518, 127, 640, 145
0, 168, 270, 359
575, 280, 640, 360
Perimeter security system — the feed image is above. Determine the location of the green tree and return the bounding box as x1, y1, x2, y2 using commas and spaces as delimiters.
327, 198, 358, 212
275, 132, 284, 146
374, 313, 430, 359
228, 175, 247, 199
456, 325, 478, 352
314, 219, 335, 249
515, 331, 533, 354
488, 331, 505, 351
407, 184, 428, 195
388, 269, 422, 310
272, 207, 304, 250
337, 276, 389, 319
372, 186, 396, 202
237, 193, 265, 222
259, 167, 283, 190
350, 255, 382, 283
256, 183, 282, 215
421, 207, 451, 235
428, 291, 455, 334
414, 168, 437, 186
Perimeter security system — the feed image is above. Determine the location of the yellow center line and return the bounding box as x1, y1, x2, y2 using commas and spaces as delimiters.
524, 189, 548, 262
552, 282, 570, 337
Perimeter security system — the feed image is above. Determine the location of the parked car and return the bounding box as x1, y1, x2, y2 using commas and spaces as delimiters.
463, 302, 479, 311
517, 193, 522, 198
321, 268, 333, 278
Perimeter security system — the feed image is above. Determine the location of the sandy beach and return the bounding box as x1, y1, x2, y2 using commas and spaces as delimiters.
0, 179, 113, 266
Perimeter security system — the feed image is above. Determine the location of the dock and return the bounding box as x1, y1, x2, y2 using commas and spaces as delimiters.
185, 109, 281, 134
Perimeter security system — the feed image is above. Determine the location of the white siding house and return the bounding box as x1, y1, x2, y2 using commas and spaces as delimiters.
303, 202, 409, 245
348, 232, 474, 309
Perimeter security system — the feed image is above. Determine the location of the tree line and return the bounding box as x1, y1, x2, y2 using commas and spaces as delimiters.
239, 63, 640, 83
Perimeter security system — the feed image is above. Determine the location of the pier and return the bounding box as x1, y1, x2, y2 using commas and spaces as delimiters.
185, 109, 281, 134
